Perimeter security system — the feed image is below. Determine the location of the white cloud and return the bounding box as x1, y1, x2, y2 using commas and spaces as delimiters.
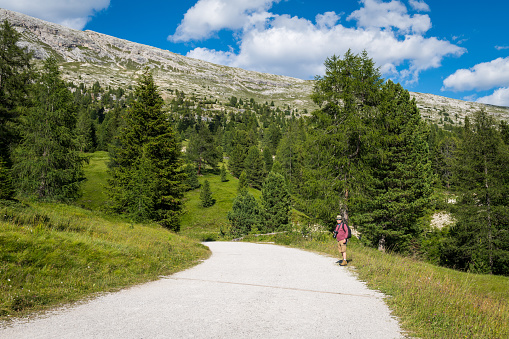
176, 0, 463, 83
442, 57, 509, 92
495, 45, 509, 50
408, 0, 430, 12
347, 0, 431, 34
169, 0, 279, 42
0, 0, 110, 30
477, 87, 509, 107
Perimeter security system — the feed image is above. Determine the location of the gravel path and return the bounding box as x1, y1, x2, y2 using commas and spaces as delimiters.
1, 242, 403, 338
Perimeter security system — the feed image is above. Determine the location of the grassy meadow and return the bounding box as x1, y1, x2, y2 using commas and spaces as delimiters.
2, 150, 508, 339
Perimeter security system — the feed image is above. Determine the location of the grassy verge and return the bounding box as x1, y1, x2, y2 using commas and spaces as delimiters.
0, 152, 210, 320
241, 231, 509, 338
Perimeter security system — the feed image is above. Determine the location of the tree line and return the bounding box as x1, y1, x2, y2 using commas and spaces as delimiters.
1, 19, 507, 275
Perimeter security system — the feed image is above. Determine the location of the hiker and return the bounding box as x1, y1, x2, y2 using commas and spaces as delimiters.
335, 215, 348, 266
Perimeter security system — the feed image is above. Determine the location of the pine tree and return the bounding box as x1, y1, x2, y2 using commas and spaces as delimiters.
355, 81, 434, 252
109, 68, 184, 231
0, 20, 32, 199
237, 170, 248, 193
227, 190, 260, 237
200, 179, 215, 207
183, 163, 200, 191
442, 109, 509, 275
186, 121, 221, 174
302, 50, 382, 225
260, 172, 291, 232
220, 163, 228, 182
244, 146, 265, 189
12, 57, 85, 201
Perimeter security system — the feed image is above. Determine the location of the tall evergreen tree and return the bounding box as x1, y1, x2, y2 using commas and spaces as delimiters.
200, 179, 215, 207
244, 146, 265, 190
260, 171, 291, 232
108, 68, 184, 231
302, 50, 382, 225
237, 170, 248, 193
186, 120, 221, 174
442, 110, 509, 275
227, 190, 260, 237
0, 20, 32, 199
12, 58, 85, 201
355, 81, 434, 252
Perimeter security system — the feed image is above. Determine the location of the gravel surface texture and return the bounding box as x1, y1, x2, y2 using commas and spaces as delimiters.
1, 242, 403, 338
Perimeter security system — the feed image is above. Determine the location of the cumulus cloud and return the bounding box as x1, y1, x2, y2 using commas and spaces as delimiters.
173, 0, 464, 83
348, 0, 431, 34
0, 0, 110, 30
442, 57, 509, 92
477, 87, 509, 107
169, 0, 279, 42
408, 0, 430, 12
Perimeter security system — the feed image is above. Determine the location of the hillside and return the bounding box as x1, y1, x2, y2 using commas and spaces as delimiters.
1, 7, 508, 123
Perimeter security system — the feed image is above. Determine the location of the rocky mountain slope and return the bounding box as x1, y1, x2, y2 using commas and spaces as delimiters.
1, 7, 508, 123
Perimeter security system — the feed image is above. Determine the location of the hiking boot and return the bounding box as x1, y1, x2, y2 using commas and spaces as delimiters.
340, 260, 348, 266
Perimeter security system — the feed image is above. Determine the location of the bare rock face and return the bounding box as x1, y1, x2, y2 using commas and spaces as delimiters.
1, 8, 508, 121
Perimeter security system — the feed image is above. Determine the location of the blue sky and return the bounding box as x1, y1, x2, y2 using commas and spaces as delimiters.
1, 0, 508, 106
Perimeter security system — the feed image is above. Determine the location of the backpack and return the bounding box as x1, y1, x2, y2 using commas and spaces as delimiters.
333, 222, 352, 239
342, 222, 352, 239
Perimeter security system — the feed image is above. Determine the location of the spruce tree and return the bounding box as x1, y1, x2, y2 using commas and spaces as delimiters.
244, 146, 265, 190
227, 190, 260, 237
0, 20, 32, 199
356, 81, 434, 252
186, 120, 221, 174
260, 172, 291, 232
237, 170, 248, 193
220, 163, 228, 182
200, 179, 215, 207
109, 68, 184, 231
442, 109, 509, 275
303, 50, 382, 225
183, 163, 200, 191
12, 57, 85, 201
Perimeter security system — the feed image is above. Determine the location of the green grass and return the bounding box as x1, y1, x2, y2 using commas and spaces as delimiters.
0, 152, 210, 319
180, 168, 261, 241
241, 232, 509, 338
76, 151, 110, 211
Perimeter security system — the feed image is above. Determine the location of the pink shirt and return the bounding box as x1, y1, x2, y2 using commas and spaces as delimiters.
335, 223, 348, 242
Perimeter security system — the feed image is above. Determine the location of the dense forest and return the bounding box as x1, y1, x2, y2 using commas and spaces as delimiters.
1, 21, 508, 276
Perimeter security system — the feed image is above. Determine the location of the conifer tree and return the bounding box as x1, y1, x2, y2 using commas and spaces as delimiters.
356, 81, 434, 252
220, 163, 228, 182
244, 146, 265, 189
260, 172, 291, 232
12, 57, 85, 201
0, 20, 32, 199
186, 121, 221, 174
237, 170, 248, 193
109, 68, 184, 231
200, 179, 215, 207
442, 109, 509, 275
227, 190, 260, 237
183, 163, 200, 191
303, 50, 382, 225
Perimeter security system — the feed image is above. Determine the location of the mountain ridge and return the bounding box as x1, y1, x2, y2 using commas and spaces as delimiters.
1, 7, 508, 123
